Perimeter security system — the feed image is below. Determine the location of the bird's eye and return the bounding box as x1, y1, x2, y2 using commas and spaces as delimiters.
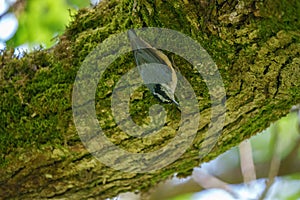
152, 84, 173, 103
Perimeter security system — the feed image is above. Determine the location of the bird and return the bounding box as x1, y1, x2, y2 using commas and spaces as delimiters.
127, 29, 179, 107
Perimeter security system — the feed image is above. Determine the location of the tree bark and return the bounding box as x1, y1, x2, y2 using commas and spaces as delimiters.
1, 0, 299, 199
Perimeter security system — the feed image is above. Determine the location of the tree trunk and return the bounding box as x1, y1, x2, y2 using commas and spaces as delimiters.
1, 0, 299, 199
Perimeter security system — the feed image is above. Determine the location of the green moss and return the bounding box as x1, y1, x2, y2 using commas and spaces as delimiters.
0, 1, 299, 199
258, 0, 300, 43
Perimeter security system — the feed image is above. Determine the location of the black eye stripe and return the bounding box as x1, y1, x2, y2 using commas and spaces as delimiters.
152, 84, 172, 103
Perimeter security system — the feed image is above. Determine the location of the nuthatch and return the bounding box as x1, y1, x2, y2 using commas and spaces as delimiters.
127, 29, 179, 106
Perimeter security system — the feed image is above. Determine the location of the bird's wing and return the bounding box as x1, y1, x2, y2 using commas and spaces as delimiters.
137, 63, 172, 85
127, 29, 175, 87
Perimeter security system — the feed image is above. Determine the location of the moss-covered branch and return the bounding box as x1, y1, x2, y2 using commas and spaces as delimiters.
0, 0, 299, 199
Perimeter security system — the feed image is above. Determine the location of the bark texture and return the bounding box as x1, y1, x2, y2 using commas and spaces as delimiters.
0, 0, 300, 199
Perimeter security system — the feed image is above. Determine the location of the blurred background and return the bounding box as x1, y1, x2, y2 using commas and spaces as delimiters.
0, 0, 100, 51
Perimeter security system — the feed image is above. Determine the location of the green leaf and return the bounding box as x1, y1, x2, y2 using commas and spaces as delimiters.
6, 0, 75, 48
67, 0, 90, 8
